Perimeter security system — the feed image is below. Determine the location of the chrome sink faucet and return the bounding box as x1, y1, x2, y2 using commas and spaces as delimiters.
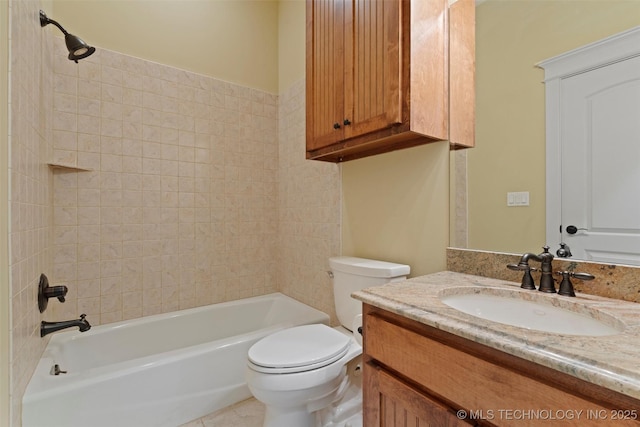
508, 246, 556, 292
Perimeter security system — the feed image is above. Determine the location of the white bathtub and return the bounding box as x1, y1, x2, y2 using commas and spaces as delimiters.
23, 293, 329, 427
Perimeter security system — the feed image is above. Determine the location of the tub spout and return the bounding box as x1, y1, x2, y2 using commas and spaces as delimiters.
41, 314, 91, 337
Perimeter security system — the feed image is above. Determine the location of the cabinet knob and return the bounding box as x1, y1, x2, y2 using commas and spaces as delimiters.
333, 123, 341, 130
343, 119, 351, 126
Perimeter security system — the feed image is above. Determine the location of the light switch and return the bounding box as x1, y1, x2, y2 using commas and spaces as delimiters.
507, 191, 529, 206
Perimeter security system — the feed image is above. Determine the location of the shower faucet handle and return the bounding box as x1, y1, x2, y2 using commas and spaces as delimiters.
38, 273, 69, 313
45, 286, 68, 302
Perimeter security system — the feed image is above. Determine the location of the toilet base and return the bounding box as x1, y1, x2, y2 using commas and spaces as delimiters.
262, 408, 362, 427
321, 412, 362, 427
252, 371, 345, 427
316, 379, 362, 427
263, 407, 315, 427
262, 399, 362, 427
256, 370, 362, 427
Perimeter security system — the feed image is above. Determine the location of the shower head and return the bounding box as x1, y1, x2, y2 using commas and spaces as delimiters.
39, 10, 96, 63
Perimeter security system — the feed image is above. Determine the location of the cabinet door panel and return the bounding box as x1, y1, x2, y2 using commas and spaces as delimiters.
346, 0, 402, 139
365, 362, 473, 427
306, 0, 346, 150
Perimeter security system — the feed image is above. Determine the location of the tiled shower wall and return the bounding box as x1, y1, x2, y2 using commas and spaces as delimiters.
49, 43, 280, 324
9, 0, 54, 423
277, 80, 341, 321
10, 13, 342, 427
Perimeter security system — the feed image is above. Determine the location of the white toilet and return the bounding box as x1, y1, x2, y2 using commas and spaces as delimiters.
246, 256, 410, 427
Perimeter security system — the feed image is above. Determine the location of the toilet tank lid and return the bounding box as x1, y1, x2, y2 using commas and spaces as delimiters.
329, 256, 410, 278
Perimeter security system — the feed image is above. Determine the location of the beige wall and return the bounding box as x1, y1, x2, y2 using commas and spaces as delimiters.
51, 0, 279, 93
1, 0, 9, 424
343, 142, 450, 277
465, 0, 640, 254
278, 0, 306, 91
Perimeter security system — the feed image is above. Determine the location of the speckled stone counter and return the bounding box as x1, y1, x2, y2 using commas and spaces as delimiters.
447, 248, 640, 303
353, 271, 640, 400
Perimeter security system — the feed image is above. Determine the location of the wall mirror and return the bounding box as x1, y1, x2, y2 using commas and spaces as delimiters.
450, 0, 640, 262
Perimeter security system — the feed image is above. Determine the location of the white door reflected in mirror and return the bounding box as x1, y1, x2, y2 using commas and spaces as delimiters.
540, 27, 640, 266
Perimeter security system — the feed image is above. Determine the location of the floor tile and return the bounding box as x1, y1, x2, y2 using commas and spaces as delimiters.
179, 398, 265, 427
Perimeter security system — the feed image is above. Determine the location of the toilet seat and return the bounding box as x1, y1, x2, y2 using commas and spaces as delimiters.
248, 324, 351, 374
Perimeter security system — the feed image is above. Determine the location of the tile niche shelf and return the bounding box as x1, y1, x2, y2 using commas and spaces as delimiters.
47, 162, 93, 172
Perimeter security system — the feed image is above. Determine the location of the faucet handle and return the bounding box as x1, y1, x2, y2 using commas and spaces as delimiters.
38, 273, 69, 312
506, 263, 538, 272
507, 263, 538, 290
571, 272, 595, 281
555, 271, 595, 297
556, 271, 575, 297
45, 285, 68, 302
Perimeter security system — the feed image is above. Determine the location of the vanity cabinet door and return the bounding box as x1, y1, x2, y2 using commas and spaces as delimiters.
364, 361, 475, 426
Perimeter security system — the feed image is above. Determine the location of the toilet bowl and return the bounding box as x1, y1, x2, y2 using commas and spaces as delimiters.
246, 324, 361, 427
246, 257, 410, 427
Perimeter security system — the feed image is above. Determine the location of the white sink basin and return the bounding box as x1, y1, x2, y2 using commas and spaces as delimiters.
439, 287, 624, 336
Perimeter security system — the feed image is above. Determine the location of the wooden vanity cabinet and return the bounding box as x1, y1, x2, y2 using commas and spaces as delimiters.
363, 304, 640, 427
366, 365, 474, 426
305, 0, 475, 163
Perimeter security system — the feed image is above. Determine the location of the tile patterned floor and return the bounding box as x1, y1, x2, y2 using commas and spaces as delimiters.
179, 398, 266, 427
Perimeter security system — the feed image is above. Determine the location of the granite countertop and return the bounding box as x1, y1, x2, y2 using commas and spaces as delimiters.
352, 271, 640, 400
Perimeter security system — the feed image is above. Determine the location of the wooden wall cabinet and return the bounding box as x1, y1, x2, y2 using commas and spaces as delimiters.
363, 304, 640, 427
305, 0, 475, 163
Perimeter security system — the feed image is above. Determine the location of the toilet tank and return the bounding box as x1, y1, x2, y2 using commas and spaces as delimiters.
329, 256, 410, 329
